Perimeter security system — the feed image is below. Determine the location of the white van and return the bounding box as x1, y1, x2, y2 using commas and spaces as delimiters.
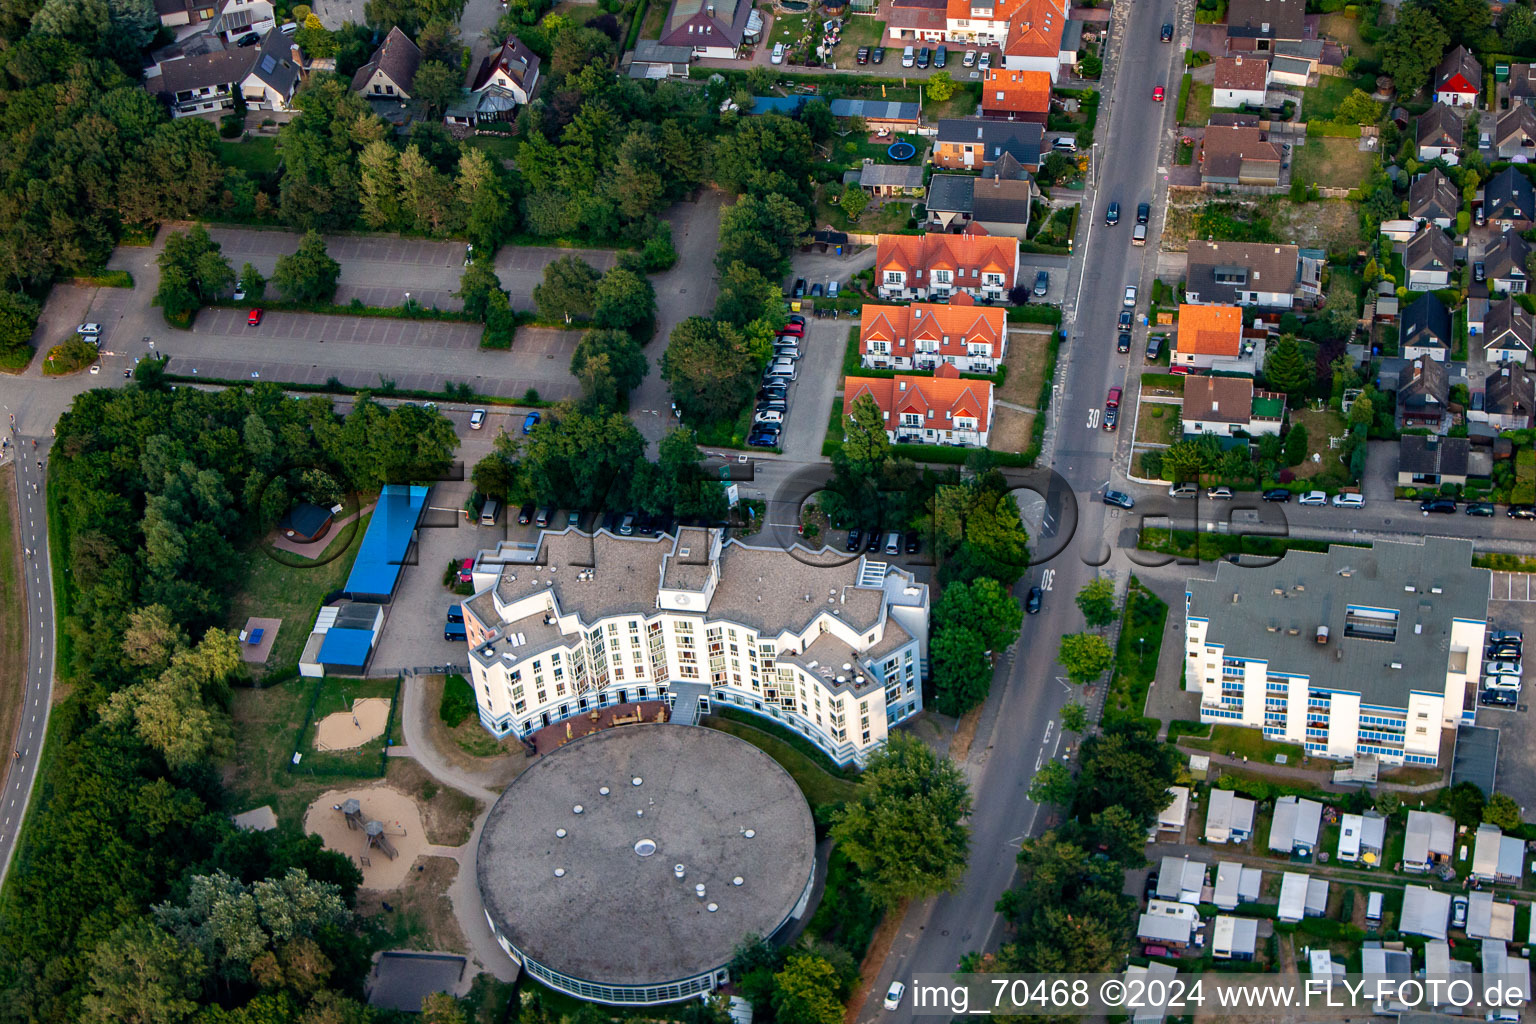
1331, 493, 1364, 508
480, 499, 501, 526
1366, 891, 1383, 923
902, 45, 915, 67
768, 357, 797, 381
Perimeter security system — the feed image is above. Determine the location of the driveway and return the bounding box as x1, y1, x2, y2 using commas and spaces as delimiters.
777, 317, 845, 460
132, 309, 581, 400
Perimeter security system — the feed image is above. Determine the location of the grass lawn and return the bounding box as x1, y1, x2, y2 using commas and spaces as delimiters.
991, 406, 1034, 454
1102, 578, 1167, 729
468, 135, 521, 167
1302, 73, 1378, 123
1319, 13, 1377, 62
825, 130, 927, 170
638, 0, 666, 39
1270, 198, 1364, 259
816, 191, 920, 233
701, 715, 857, 810
770, 12, 811, 45
225, 511, 369, 671
1183, 724, 1305, 763
1287, 406, 1348, 479
1290, 136, 1375, 190
1182, 81, 1212, 127
1135, 401, 1181, 445
215, 137, 280, 176
998, 327, 1052, 406
838, 16, 886, 51
0, 467, 22, 767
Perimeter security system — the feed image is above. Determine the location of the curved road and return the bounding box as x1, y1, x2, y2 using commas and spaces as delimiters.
0, 434, 56, 889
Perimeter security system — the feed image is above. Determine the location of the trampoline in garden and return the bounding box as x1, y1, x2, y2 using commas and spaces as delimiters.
887, 141, 916, 161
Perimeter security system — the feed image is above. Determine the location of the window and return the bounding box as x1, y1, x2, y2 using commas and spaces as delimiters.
884, 271, 903, 285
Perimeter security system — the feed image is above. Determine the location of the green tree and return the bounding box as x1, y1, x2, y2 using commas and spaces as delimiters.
456, 262, 504, 322
593, 265, 657, 340
831, 734, 972, 906
273, 230, 341, 304
1442, 781, 1487, 826
1075, 578, 1117, 628
456, 147, 515, 255
936, 577, 1023, 653
661, 316, 759, 426
932, 484, 1032, 586
421, 992, 468, 1024
1060, 701, 1087, 733
1073, 723, 1180, 822
517, 409, 646, 509
1058, 633, 1113, 684
1283, 423, 1310, 467
238, 263, 267, 302
1029, 761, 1075, 806
294, 12, 338, 57
1334, 88, 1383, 125
156, 225, 236, 322
103, 628, 241, 770
1380, 5, 1451, 96
931, 623, 991, 716
0, 290, 40, 359
842, 392, 892, 470
81, 919, 206, 1024
571, 328, 649, 410
471, 447, 516, 501
714, 260, 782, 327
838, 185, 869, 222
771, 954, 845, 1024
926, 70, 957, 102
1484, 792, 1523, 831
1263, 334, 1314, 401
533, 254, 600, 321
715, 192, 812, 279
411, 60, 461, 118
358, 139, 404, 230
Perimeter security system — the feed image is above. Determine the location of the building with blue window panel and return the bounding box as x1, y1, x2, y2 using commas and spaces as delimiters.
1184, 538, 1488, 766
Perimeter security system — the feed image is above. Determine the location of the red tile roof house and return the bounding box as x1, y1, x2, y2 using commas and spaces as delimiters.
844, 364, 995, 447
874, 231, 1020, 302
1212, 55, 1270, 108
859, 296, 1009, 373
1433, 45, 1481, 107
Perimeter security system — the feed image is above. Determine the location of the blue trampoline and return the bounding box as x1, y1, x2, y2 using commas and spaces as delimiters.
887, 141, 916, 161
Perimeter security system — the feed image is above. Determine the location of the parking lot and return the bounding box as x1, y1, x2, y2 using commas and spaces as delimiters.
1480, 589, 1534, 809
132, 311, 582, 400
770, 315, 846, 459
1016, 254, 1071, 307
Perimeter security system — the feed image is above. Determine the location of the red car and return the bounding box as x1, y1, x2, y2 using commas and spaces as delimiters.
1153, 85, 1165, 102
779, 321, 805, 337
1106, 387, 1122, 408
457, 557, 473, 583
247, 309, 263, 326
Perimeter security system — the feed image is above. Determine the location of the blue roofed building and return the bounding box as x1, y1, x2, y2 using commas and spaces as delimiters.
344, 484, 428, 603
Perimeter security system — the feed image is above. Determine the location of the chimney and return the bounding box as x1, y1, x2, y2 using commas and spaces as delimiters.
291, 43, 302, 65
1235, 55, 1242, 66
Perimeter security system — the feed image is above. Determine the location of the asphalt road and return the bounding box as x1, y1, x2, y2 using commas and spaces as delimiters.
0, 437, 56, 889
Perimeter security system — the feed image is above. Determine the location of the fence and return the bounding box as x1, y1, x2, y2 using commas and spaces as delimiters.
286, 671, 404, 780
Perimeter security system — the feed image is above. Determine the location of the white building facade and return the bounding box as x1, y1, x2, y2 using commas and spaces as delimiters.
459, 528, 929, 766
1184, 538, 1488, 767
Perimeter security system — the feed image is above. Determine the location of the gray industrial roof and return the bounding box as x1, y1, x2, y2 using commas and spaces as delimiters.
1185, 538, 1488, 708
1452, 724, 1499, 796
477, 724, 815, 986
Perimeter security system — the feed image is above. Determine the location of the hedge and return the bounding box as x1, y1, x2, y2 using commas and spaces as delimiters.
206, 297, 481, 324
71, 270, 134, 288
1006, 304, 1063, 325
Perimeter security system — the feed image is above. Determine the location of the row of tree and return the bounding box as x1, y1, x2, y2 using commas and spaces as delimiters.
156, 226, 342, 323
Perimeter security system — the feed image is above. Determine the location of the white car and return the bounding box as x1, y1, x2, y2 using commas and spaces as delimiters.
884, 982, 905, 1011
88, 364, 99, 375
978, 52, 991, 70
233, 288, 246, 301
1206, 487, 1233, 500
1331, 493, 1364, 508
76, 323, 101, 336
469, 408, 486, 430
1486, 660, 1523, 677
771, 42, 785, 64
1123, 286, 1137, 307
1487, 674, 1523, 691
755, 409, 785, 425
963, 49, 977, 66
1298, 490, 1327, 506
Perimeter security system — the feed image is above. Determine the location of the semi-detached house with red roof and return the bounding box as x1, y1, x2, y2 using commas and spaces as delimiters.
999, 0, 1069, 80
875, 231, 1019, 302
1173, 304, 1249, 372
845, 364, 995, 447
859, 296, 1008, 373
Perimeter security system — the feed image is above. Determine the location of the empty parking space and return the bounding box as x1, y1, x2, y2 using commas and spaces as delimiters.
1489, 571, 1536, 602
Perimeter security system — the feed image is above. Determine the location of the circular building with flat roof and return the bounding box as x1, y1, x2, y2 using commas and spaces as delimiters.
477, 723, 818, 1005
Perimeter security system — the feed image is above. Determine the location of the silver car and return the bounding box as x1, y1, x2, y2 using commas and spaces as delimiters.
1123, 286, 1137, 307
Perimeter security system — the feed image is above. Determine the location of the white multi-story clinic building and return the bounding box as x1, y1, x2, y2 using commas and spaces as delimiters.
459, 527, 929, 766
1185, 538, 1489, 767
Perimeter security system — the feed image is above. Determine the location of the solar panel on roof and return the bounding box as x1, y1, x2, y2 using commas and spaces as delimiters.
261, 55, 277, 73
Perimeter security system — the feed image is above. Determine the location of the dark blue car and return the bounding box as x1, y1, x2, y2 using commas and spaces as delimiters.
522, 411, 541, 434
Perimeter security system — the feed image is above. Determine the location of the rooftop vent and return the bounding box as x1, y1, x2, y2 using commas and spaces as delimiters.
1316, 626, 1330, 645
733, 877, 744, 886
632, 776, 643, 786
556, 828, 567, 838
695, 884, 706, 898
675, 864, 686, 879
707, 903, 719, 912
573, 804, 584, 814
599, 786, 610, 796
554, 868, 566, 877
634, 839, 657, 857
744, 829, 756, 838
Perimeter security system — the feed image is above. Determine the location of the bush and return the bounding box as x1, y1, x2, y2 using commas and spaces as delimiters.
41, 337, 98, 376
439, 674, 476, 728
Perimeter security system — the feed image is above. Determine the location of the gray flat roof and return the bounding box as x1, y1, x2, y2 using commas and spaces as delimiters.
477, 724, 815, 986
1452, 724, 1498, 796
1186, 538, 1488, 707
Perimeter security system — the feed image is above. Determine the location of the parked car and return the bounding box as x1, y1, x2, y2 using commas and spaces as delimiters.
779, 321, 804, 337
469, 408, 486, 430
1509, 504, 1536, 519
1262, 488, 1292, 502
457, 558, 474, 583
792, 278, 806, 298
1481, 689, 1517, 707
1033, 270, 1050, 296
1486, 660, 1523, 677
76, 323, 101, 336
827, 280, 840, 298
236, 31, 261, 45
1137, 201, 1151, 224
1298, 490, 1327, 506
535, 507, 551, 527
1488, 641, 1523, 660
1207, 487, 1233, 500
787, 313, 806, 325
1123, 285, 1137, 307
1161, 22, 1174, 41
1106, 386, 1122, 408
1145, 335, 1164, 361
978, 51, 991, 70
1421, 497, 1457, 514
905, 531, 920, 554
1025, 586, 1043, 614
934, 45, 946, 67
1106, 201, 1121, 226
522, 411, 541, 434
872, 46, 885, 64
1117, 332, 1131, 353
845, 528, 863, 552
518, 503, 534, 524
963, 49, 977, 66
247, 309, 263, 326
1103, 405, 1118, 431
1152, 85, 1165, 102
810, 282, 823, 297
1452, 895, 1469, 930
866, 531, 882, 553
1103, 490, 1135, 509
1052, 136, 1078, 152
1467, 501, 1496, 516
916, 46, 930, 67
884, 982, 905, 1012
1332, 493, 1364, 508
1118, 309, 1133, 331
747, 426, 780, 447
856, 46, 869, 64
1475, 262, 1486, 283
447, 604, 464, 624
771, 42, 785, 63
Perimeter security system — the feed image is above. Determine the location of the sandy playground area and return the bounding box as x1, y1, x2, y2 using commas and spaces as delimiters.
314, 697, 391, 751
304, 785, 432, 890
